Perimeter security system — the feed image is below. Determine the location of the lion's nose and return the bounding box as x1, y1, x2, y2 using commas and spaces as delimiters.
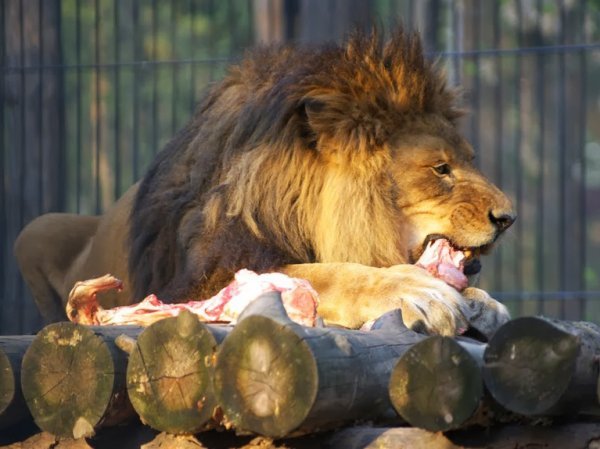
489, 210, 516, 233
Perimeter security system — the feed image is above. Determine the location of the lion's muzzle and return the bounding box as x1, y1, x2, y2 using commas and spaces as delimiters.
489, 209, 516, 235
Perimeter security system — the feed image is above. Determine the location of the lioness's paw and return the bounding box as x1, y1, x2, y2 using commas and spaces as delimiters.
460, 287, 510, 339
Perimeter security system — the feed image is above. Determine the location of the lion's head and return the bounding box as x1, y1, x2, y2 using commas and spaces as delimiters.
130, 28, 515, 300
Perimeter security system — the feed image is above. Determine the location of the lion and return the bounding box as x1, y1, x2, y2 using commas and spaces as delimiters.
14, 29, 515, 337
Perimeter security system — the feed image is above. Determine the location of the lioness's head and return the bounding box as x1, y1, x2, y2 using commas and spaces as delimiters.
203, 28, 514, 287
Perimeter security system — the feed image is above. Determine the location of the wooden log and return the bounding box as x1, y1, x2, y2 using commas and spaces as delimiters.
126, 310, 231, 434
213, 292, 425, 438
482, 316, 600, 416
334, 423, 600, 449
327, 426, 463, 449
388, 336, 485, 432
0, 336, 34, 430
20, 323, 142, 438
140, 433, 206, 449
450, 422, 600, 449
0, 431, 94, 449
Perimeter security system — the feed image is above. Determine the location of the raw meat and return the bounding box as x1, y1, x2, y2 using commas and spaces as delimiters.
66, 269, 319, 327
416, 239, 469, 291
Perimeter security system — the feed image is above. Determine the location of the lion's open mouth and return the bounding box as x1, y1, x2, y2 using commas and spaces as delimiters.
415, 238, 483, 291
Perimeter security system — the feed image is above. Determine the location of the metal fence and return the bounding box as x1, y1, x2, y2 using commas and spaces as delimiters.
2, 0, 600, 334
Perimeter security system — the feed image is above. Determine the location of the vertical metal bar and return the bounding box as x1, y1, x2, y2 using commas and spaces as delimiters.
471, 0, 481, 170
0, 0, 7, 329
492, 0, 503, 292
579, 0, 588, 317
514, 0, 524, 314
557, 0, 567, 318
171, 0, 177, 134
227, 0, 235, 51
38, 0, 44, 214
208, 0, 215, 82
189, 0, 195, 115
152, 0, 158, 156
133, 0, 140, 181
426, 0, 440, 52
76, 0, 82, 212
114, 0, 121, 199
246, 0, 254, 43
18, 0, 26, 330
535, 0, 545, 314
189, 0, 196, 115
451, 0, 461, 87
56, 1, 66, 213
94, 0, 101, 214
31, 0, 44, 331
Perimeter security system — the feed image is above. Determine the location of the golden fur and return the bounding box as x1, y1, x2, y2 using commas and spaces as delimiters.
15, 29, 514, 336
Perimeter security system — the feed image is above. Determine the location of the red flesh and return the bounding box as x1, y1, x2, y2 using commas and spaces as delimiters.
416, 239, 468, 291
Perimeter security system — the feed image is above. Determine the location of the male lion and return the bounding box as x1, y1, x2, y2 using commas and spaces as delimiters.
15, 29, 515, 337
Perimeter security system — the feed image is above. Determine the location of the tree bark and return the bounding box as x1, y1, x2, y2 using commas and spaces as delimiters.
389, 336, 485, 432
482, 316, 600, 416
20, 323, 142, 438
214, 292, 425, 438
126, 310, 231, 434
0, 336, 34, 429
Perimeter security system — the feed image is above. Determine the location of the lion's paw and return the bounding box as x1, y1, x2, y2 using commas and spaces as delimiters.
460, 287, 510, 339
364, 266, 510, 337
368, 265, 470, 336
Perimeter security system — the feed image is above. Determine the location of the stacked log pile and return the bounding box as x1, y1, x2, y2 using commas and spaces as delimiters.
4, 294, 600, 448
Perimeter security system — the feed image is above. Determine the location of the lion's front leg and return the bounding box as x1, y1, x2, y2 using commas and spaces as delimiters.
282, 263, 465, 335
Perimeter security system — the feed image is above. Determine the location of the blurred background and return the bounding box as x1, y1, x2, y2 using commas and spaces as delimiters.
1, 0, 600, 334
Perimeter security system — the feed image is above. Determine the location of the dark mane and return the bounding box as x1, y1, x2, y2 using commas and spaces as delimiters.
128, 28, 461, 302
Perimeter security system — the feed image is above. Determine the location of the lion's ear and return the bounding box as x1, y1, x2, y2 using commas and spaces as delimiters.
299, 97, 389, 153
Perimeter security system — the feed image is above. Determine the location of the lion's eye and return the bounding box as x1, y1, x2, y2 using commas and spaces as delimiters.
433, 163, 451, 176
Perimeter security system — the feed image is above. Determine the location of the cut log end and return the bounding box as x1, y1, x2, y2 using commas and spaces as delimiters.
126, 310, 221, 434
214, 315, 317, 438
483, 317, 579, 416
21, 323, 117, 438
389, 336, 482, 432
0, 349, 15, 416
0, 337, 41, 429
